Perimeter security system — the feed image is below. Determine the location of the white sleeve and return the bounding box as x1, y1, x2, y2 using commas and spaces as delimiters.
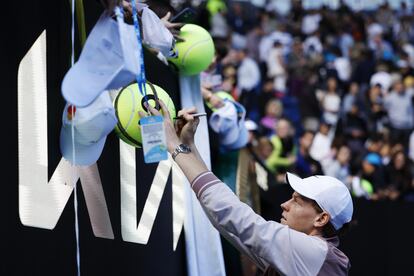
192, 172, 328, 275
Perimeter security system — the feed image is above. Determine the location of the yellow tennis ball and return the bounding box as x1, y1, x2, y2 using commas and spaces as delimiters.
168, 24, 215, 76
114, 82, 176, 148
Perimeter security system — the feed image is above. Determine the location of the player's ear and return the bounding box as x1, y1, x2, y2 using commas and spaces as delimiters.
314, 212, 330, 228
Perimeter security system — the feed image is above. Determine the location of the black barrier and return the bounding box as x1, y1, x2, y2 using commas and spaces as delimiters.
2, 1, 186, 275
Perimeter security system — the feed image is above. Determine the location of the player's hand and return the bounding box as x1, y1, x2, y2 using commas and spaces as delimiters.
162, 11, 185, 42
175, 107, 199, 146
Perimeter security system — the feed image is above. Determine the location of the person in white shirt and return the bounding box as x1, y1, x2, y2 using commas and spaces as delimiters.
266, 41, 287, 92
236, 49, 261, 93
310, 120, 334, 169
321, 77, 341, 126
236, 48, 261, 120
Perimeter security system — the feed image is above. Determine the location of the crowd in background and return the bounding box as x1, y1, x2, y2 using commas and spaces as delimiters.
174, 0, 414, 202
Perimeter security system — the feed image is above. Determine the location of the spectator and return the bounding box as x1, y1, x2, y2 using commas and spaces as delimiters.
310, 120, 333, 166
384, 79, 414, 148
337, 26, 354, 58
368, 33, 395, 61
301, 10, 321, 35
338, 103, 368, 155
351, 47, 376, 87
266, 41, 287, 93
325, 145, 352, 189
210, 8, 229, 39
362, 84, 388, 134
286, 38, 308, 97
245, 24, 264, 62
370, 63, 392, 95
265, 118, 297, 176
259, 98, 283, 137
385, 150, 413, 200
320, 77, 341, 126
341, 82, 360, 116
361, 153, 387, 200
235, 48, 261, 120
299, 74, 322, 132
333, 47, 352, 84
255, 136, 273, 163
294, 130, 323, 178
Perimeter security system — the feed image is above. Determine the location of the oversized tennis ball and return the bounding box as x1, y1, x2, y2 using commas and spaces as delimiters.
206, 91, 234, 111
114, 82, 176, 148
168, 24, 215, 76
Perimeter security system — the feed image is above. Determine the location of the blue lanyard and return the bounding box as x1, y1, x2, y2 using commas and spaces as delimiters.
129, 1, 147, 101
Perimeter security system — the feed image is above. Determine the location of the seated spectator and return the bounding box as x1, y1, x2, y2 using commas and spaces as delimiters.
363, 133, 385, 161
379, 140, 392, 166
210, 8, 229, 39
266, 41, 287, 93
361, 153, 387, 200
338, 103, 368, 155
361, 84, 388, 134
320, 77, 341, 126
368, 33, 394, 61
325, 145, 352, 189
255, 136, 273, 163
235, 48, 261, 121
310, 120, 333, 166
299, 74, 322, 132
258, 79, 279, 118
294, 130, 322, 178
265, 118, 297, 176
384, 79, 414, 148
341, 82, 360, 116
370, 63, 392, 95
286, 38, 308, 97
385, 150, 413, 201
259, 99, 283, 137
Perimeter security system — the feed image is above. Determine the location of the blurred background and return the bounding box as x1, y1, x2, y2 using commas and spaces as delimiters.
166, 0, 414, 275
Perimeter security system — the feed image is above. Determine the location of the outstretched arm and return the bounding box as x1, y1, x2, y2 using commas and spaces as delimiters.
142, 101, 328, 275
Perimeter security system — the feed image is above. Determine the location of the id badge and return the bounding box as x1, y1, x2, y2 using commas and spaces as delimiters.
140, 115, 168, 163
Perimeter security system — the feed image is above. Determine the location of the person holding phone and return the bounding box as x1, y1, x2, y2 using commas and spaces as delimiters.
143, 100, 353, 276
100, 0, 184, 42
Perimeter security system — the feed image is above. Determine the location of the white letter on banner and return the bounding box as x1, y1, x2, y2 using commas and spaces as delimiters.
120, 140, 185, 250
18, 30, 113, 239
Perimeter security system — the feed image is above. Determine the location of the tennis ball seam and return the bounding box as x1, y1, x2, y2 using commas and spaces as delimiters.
181, 38, 213, 67
114, 87, 142, 147
124, 85, 137, 131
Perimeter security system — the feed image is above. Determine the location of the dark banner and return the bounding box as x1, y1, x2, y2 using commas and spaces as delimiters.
2, 1, 186, 275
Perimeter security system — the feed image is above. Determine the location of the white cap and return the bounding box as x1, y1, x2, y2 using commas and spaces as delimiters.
62, 8, 140, 107
245, 119, 258, 131
286, 172, 353, 230
209, 100, 248, 150
60, 92, 117, 166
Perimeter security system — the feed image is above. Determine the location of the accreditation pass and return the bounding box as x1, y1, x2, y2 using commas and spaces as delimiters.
140, 115, 168, 163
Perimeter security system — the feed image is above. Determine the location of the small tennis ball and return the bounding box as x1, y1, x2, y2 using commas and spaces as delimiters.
207, 0, 227, 16
114, 82, 176, 148
206, 91, 234, 112
168, 24, 215, 76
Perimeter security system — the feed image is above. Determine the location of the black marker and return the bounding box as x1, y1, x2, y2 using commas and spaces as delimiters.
174, 112, 207, 120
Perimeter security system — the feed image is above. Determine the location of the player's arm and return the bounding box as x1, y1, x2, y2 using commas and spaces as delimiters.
147, 102, 328, 275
